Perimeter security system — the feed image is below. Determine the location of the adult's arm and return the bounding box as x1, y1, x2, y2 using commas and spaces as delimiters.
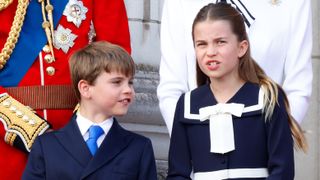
0, 87, 50, 152
283, 0, 313, 123
157, 0, 190, 135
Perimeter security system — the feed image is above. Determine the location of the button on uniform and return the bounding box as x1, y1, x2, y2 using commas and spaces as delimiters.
46, 66, 55, 76
44, 54, 54, 63
42, 45, 51, 53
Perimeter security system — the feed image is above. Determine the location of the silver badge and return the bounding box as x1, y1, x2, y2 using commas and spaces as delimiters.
88, 21, 96, 44
63, 0, 88, 28
53, 25, 78, 53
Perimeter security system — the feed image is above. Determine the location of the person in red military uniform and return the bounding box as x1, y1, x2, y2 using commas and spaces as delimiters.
0, 0, 131, 179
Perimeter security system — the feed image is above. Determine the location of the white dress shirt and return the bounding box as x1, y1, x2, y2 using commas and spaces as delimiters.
76, 112, 114, 147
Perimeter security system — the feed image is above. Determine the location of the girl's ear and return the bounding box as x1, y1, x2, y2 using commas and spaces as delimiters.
238, 40, 249, 58
78, 80, 91, 99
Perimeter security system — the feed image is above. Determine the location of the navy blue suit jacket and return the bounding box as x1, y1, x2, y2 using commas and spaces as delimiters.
22, 115, 157, 180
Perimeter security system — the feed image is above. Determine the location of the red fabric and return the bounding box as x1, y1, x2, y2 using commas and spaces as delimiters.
93, 0, 131, 53
0, 86, 6, 94
0, 1, 16, 51
0, 0, 131, 179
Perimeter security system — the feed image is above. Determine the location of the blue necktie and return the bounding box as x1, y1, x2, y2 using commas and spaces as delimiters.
86, 125, 104, 155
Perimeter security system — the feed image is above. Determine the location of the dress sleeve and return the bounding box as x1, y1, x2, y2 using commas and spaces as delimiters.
166, 94, 192, 180
282, 0, 313, 123
266, 91, 294, 180
92, 0, 131, 53
157, 0, 190, 135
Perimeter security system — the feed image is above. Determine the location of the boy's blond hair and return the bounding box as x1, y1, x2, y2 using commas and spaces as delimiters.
69, 41, 135, 100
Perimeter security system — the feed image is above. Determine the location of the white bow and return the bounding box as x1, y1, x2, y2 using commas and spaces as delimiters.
199, 103, 244, 154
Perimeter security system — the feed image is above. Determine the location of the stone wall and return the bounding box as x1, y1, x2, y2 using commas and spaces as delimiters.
294, 0, 320, 179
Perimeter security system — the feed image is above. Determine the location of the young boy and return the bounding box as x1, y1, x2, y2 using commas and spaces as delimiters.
22, 41, 157, 180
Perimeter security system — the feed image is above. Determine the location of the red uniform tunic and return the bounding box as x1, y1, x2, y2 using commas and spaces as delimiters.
0, 0, 131, 179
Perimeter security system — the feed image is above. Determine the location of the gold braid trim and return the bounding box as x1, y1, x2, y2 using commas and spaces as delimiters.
0, 94, 50, 152
39, 0, 55, 61
0, 0, 14, 11
5, 132, 17, 146
0, 0, 29, 70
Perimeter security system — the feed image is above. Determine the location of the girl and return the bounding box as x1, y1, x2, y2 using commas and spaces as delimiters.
157, 0, 313, 135
166, 3, 307, 180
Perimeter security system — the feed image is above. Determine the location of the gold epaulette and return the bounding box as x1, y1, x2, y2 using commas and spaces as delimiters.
0, 93, 50, 152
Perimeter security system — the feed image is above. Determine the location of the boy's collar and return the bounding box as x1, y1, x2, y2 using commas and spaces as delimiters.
76, 111, 114, 136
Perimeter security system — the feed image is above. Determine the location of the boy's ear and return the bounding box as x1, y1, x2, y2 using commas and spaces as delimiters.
78, 80, 91, 98
238, 40, 249, 58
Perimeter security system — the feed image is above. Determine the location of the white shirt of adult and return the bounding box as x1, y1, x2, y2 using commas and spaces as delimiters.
157, 0, 313, 135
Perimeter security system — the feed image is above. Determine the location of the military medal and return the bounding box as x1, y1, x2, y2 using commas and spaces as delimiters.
53, 25, 77, 53
63, 0, 88, 28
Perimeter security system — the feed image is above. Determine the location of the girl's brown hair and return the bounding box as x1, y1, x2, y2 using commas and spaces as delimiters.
192, 3, 307, 152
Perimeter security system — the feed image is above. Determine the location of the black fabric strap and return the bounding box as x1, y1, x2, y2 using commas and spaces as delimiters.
215, 0, 255, 27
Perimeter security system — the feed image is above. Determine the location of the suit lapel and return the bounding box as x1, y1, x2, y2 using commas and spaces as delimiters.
55, 114, 92, 167
80, 119, 133, 179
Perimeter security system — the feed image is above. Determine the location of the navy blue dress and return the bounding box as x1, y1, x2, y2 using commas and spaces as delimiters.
167, 82, 294, 180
